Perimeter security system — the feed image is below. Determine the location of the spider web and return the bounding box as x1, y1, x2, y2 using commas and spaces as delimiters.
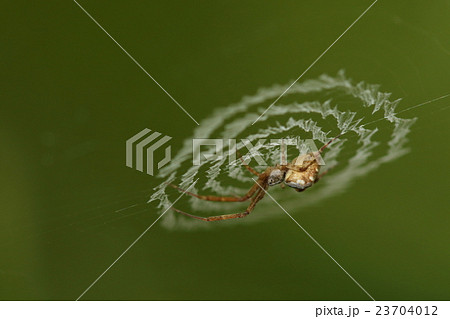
149, 71, 416, 230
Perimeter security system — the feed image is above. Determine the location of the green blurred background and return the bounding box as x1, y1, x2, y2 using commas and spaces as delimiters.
0, 0, 449, 300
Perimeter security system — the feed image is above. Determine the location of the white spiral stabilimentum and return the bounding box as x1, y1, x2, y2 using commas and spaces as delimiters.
149, 71, 416, 230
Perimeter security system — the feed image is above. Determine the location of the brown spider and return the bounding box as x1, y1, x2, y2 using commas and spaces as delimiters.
169, 135, 341, 221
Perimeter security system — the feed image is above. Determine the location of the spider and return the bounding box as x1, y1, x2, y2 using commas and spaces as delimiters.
169, 135, 341, 221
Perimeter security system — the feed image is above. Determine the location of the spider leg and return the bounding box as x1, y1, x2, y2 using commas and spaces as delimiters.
285, 163, 304, 172
314, 164, 338, 183
319, 133, 343, 153
171, 186, 268, 221
168, 181, 260, 202
236, 150, 260, 176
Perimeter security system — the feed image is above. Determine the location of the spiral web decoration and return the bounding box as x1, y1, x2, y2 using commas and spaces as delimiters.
149, 71, 416, 230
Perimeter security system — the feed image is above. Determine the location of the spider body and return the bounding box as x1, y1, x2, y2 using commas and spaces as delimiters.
170, 135, 341, 221
266, 166, 286, 186
284, 152, 321, 192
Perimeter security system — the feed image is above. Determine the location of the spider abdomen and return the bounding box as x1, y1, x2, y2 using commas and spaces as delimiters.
284, 153, 320, 191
